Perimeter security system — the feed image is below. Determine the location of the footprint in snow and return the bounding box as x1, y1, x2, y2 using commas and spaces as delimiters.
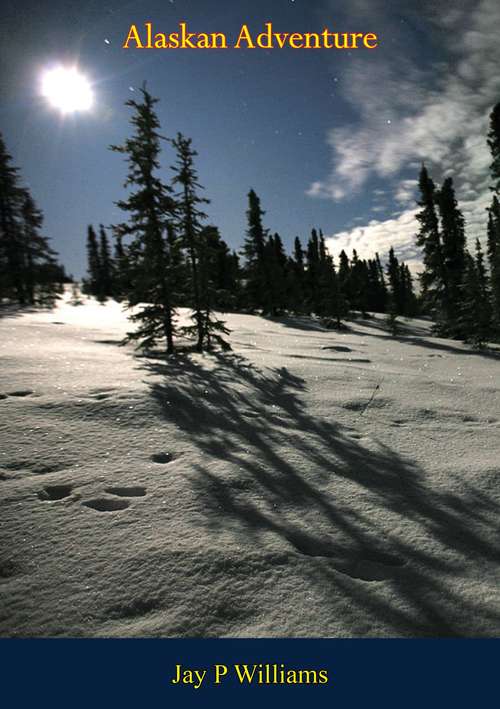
287, 532, 406, 582
82, 497, 130, 512
105, 486, 146, 497
321, 345, 352, 352
0, 558, 21, 582
150, 452, 180, 464
38, 484, 73, 501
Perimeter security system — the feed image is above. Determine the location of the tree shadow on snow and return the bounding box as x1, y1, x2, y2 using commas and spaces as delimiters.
140, 352, 500, 637
347, 326, 500, 360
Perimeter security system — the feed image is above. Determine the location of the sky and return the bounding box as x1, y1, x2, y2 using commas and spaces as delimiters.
1, 0, 499, 277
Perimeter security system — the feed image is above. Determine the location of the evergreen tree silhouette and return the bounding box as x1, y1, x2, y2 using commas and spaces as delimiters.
487, 102, 500, 195
366, 257, 387, 313
402, 264, 417, 316
0, 134, 27, 304
263, 232, 287, 315
0, 134, 61, 306
200, 225, 240, 311
338, 249, 351, 312
386, 247, 402, 313
21, 192, 59, 305
112, 231, 130, 300
197, 225, 231, 350
110, 85, 178, 353
285, 236, 306, 313
436, 177, 466, 335
85, 225, 101, 297
375, 253, 388, 312
415, 165, 446, 327
171, 133, 229, 350
98, 225, 113, 301
487, 196, 500, 331
242, 189, 267, 311
290, 236, 305, 312
349, 249, 370, 316
305, 229, 321, 313
460, 243, 491, 348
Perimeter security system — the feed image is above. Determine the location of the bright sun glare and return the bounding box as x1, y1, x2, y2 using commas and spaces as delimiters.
41, 66, 93, 114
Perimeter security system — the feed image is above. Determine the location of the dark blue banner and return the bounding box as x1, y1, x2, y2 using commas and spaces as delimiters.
0, 639, 498, 708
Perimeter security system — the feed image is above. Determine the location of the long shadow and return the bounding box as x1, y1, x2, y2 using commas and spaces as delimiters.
140, 352, 500, 636
0, 305, 42, 319
264, 313, 432, 338
348, 327, 500, 360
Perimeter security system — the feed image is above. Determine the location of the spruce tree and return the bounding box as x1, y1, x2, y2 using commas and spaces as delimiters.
262, 233, 287, 315
110, 86, 178, 354
321, 253, 346, 328
112, 231, 130, 300
487, 102, 500, 195
306, 229, 321, 313
338, 249, 351, 311
474, 239, 491, 343
0, 134, 26, 304
0, 135, 60, 306
171, 133, 229, 350
350, 250, 370, 316
85, 225, 101, 297
20, 192, 59, 305
415, 165, 446, 326
486, 197, 500, 331
460, 243, 491, 349
98, 225, 113, 301
375, 253, 388, 312
386, 247, 402, 314
197, 226, 231, 350
436, 177, 466, 335
289, 236, 305, 313
242, 189, 267, 311
200, 226, 240, 311
402, 264, 417, 317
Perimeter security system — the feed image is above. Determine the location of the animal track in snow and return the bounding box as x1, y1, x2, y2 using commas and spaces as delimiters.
150, 451, 180, 464
3, 389, 34, 398
88, 388, 116, 401
105, 486, 146, 497
346, 430, 364, 440
287, 532, 406, 582
3, 460, 68, 476
106, 597, 160, 620
38, 484, 73, 501
83, 497, 130, 512
0, 558, 20, 582
321, 345, 352, 352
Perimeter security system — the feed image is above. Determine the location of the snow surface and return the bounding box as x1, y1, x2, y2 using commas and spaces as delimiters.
1, 292, 499, 637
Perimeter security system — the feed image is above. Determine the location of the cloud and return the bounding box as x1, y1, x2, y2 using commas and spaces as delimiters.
311, 0, 500, 261
394, 179, 418, 206
325, 209, 420, 270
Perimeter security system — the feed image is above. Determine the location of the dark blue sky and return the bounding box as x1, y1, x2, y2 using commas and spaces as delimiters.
1, 0, 497, 276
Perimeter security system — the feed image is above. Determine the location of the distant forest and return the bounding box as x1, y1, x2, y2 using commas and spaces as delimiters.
1, 88, 500, 351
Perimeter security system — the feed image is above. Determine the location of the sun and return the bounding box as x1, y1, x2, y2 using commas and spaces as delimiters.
41, 66, 94, 114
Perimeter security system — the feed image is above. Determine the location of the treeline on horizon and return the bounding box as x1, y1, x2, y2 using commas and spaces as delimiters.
1, 87, 500, 352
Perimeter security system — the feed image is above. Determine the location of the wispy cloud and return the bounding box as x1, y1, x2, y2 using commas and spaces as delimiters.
314, 0, 500, 263
327, 209, 421, 272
